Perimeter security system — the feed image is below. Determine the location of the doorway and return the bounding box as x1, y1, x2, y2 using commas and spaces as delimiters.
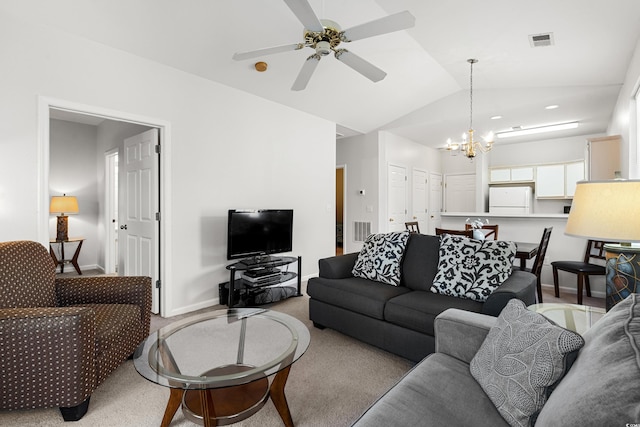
38, 97, 170, 315
336, 165, 346, 255
105, 149, 118, 274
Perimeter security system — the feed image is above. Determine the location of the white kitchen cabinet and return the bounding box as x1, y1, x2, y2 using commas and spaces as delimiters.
536, 164, 565, 198
565, 161, 585, 197
536, 161, 585, 198
489, 166, 534, 183
511, 167, 534, 182
490, 168, 511, 182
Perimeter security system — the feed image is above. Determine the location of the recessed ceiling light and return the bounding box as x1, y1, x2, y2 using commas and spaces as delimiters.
545, 105, 559, 110
491, 115, 502, 120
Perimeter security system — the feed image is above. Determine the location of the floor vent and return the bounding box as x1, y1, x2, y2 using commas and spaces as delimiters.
529, 32, 554, 48
354, 221, 371, 242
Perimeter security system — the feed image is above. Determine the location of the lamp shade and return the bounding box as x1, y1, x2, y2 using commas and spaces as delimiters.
565, 180, 640, 243
50, 195, 79, 215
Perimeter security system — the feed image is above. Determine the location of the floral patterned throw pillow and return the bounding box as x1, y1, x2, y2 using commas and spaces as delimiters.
430, 234, 516, 301
352, 231, 410, 286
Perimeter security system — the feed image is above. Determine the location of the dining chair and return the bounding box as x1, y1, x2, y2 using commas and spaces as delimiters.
551, 240, 608, 305
435, 228, 473, 238
524, 227, 553, 303
405, 221, 420, 234
464, 224, 499, 240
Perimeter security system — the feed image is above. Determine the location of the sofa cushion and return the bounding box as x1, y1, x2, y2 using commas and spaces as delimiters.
470, 299, 585, 427
535, 294, 640, 426
400, 234, 441, 291
353, 352, 509, 427
385, 290, 483, 335
306, 276, 410, 320
431, 234, 516, 302
352, 231, 410, 286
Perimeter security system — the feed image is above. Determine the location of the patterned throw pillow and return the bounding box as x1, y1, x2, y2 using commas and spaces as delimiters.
352, 231, 410, 286
470, 299, 585, 427
430, 234, 516, 302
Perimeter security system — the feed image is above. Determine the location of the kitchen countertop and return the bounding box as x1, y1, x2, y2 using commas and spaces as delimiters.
441, 212, 569, 219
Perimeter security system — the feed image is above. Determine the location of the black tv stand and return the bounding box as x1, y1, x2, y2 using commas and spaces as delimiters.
222, 256, 302, 308
239, 254, 282, 266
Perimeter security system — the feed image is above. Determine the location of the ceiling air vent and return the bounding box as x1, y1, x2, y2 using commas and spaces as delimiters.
529, 32, 554, 48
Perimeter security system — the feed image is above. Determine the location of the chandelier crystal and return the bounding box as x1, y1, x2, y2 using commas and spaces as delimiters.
446, 59, 494, 159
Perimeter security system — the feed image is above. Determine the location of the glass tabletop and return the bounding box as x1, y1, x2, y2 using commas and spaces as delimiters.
134, 308, 310, 389
528, 303, 606, 335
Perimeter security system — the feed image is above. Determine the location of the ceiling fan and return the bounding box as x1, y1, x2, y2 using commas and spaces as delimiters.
232, 0, 416, 91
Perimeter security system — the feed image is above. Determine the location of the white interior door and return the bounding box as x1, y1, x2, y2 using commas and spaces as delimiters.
444, 173, 476, 213
119, 129, 159, 313
428, 173, 442, 234
411, 169, 427, 233
387, 164, 407, 232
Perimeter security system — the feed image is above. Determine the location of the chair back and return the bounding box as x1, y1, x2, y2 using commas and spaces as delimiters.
405, 221, 420, 234
464, 224, 499, 240
435, 228, 473, 238
0, 241, 57, 308
531, 227, 553, 277
583, 240, 608, 263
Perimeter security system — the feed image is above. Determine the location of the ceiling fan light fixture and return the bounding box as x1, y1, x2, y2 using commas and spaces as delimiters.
315, 40, 332, 56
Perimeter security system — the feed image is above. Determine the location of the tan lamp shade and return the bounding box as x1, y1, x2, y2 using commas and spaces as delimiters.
50, 195, 79, 215
565, 180, 640, 243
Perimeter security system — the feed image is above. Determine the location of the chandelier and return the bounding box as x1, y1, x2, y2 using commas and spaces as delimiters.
446, 59, 494, 158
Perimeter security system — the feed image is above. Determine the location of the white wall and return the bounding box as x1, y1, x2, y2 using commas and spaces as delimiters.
0, 14, 335, 316
49, 119, 100, 271
609, 38, 640, 179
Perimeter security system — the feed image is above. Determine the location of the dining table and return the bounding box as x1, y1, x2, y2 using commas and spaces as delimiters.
514, 241, 539, 270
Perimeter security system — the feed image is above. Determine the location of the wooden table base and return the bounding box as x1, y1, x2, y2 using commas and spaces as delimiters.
160, 365, 294, 427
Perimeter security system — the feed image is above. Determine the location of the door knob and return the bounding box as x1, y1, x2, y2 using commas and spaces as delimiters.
120, 225, 128, 230
389, 218, 394, 222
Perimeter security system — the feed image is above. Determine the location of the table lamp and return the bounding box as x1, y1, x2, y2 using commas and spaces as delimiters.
565, 179, 640, 310
50, 194, 79, 241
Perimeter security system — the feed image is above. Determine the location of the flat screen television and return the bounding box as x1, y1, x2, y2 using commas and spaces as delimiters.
227, 209, 294, 263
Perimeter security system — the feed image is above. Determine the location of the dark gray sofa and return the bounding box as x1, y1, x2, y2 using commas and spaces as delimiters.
308, 233, 537, 362
352, 294, 640, 426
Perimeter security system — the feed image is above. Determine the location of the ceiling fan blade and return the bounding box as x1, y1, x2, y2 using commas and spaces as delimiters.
335, 50, 386, 82
341, 10, 415, 42
233, 43, 303, 61
291, 54, 321, 91
283, 0, 324, 33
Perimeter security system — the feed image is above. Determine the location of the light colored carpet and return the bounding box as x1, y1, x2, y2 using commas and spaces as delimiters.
0, 282, 413, 427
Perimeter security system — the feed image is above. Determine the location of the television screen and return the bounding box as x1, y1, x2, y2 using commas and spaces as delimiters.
227, 209, 293, 261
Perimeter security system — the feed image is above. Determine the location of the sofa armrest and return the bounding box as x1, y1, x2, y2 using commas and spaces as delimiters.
56, 276, 152, 336
318, 252, 359, 279
482, 270, 536, 317
434, 308, 496, 364
0, 307, 97, 408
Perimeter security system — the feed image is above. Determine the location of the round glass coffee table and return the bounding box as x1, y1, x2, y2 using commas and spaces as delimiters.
134, 308, 310, 427
528, 303, 606, 335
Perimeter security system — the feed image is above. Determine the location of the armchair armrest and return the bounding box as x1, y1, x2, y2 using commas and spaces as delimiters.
318, 252, 359, 279
0, 307, 97, 409
55, 276, 152, 335
482, 270, 536, 317
434, 308, 496, 364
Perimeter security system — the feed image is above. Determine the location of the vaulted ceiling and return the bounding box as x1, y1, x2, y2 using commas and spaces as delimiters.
5, 0, 640, 147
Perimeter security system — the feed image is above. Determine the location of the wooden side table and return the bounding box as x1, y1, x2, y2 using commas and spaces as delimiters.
49, 238, 84, 275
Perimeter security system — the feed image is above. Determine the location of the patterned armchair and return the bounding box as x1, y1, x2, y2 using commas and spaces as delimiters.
0, 240, 151, 421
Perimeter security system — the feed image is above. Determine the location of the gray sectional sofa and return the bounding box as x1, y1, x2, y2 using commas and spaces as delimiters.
352, 294, 640, 427
308, 233, 537, 362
